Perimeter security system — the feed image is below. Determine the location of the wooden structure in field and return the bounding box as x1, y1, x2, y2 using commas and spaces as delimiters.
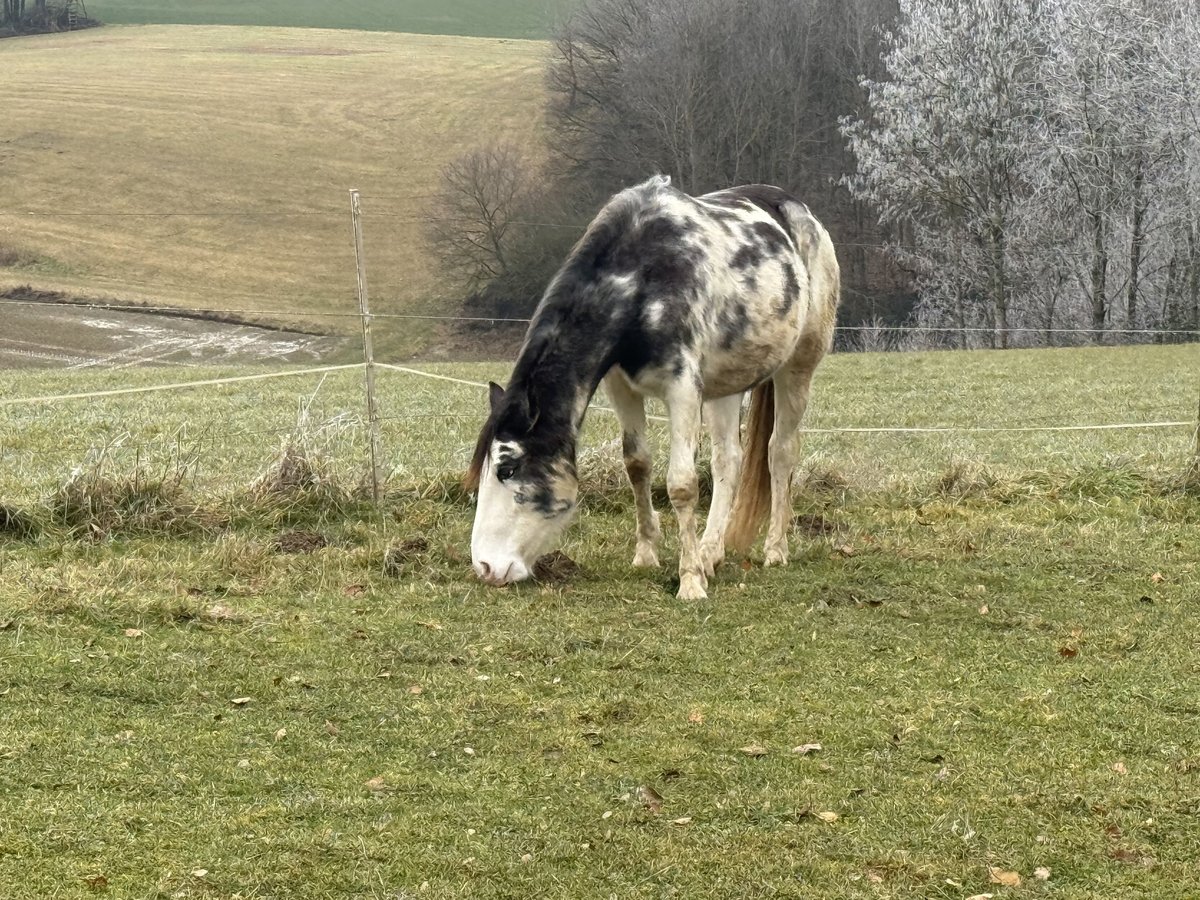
52, 0, 86, 29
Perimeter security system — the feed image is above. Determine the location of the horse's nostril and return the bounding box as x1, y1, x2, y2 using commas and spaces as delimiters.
476, 561, 493, 580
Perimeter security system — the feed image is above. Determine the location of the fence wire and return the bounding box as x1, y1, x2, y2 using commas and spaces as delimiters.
2, 201, 1198, 507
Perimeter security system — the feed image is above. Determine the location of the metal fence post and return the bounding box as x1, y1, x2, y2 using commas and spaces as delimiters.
350, 189, 383, 502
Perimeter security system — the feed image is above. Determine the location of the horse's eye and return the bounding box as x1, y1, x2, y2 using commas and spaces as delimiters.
496, 462, 517, 483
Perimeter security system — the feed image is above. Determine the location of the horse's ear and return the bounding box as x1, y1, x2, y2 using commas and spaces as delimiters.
519, 382, 540, 432
488, 381, 504, 412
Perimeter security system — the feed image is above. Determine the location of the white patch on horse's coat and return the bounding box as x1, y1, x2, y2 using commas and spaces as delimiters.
471, 439, 578, 587
645, 301, 665, 329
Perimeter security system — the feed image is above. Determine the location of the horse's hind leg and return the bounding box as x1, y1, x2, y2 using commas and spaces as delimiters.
603, 370, 661, 569
699, 394, 743, 577
763, 358, 819, 567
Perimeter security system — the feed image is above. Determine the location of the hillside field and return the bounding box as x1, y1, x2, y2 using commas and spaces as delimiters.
1, 344, 1198, 897
0, 25, 550, 356
86, 0, 579, 38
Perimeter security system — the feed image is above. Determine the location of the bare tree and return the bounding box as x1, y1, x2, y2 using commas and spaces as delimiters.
426, 142, 586, 319
426, 143, 537, 294
546, 0, 901, 324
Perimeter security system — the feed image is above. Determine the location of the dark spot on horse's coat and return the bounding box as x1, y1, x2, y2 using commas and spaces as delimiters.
718, 302, 751, 350
731, 244, 763, 270
750, 220, 790, 255
778, 261, 802, 316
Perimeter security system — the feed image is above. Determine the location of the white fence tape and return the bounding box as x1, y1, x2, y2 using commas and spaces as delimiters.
0, 360, 1191, 436
0, 364, 362, 407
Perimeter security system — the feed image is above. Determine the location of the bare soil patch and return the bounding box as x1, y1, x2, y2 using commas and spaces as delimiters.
0, 290, 345, 369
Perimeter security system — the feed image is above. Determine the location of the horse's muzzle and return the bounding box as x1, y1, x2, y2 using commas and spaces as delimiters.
473, 558, 530, 587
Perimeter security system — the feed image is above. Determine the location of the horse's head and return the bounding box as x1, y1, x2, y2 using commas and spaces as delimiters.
465, 381, 579, 586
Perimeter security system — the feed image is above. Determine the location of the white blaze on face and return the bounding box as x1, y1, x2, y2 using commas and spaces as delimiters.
470, 440, 579, 587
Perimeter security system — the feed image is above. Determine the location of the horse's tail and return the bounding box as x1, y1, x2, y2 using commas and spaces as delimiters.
724, 380, 775, 554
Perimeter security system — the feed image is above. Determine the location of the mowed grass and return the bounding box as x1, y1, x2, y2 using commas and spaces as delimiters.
1, 344, 1199, 898
87, 0, 579, 39
0, 26, 549, 355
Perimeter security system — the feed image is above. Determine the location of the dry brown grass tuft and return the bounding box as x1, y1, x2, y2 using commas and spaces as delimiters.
48, 442, 216, 537
0, 503, 39, 539
934, 459, 999, 499
248, 392, 356, 510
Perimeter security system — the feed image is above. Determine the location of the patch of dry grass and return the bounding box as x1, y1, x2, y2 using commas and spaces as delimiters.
0, 26, 549, 355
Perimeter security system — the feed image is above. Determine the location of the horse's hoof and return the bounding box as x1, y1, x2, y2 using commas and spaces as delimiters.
763, 547, 789, 568
633, 547, 660, 568
700, 542, 724, 577
677, 573, 708, 601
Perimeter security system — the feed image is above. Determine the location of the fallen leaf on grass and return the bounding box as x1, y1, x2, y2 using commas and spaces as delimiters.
274, 728, 287, 742
364, 776, 388, 792
1150, 572, 1165, 584
1059, 645, 1079, 659
965, 895, 994, 900
834, 543, 857, 558
637, 784, 664, 813
987, 867, 1021, 887
324, 720, 339, 737
230, 697, 252, 706
1112, 761, 1128, 775
740, 743, 768, 758
123, 628, 144, 638
83, 874, 108, 890
343, 583, 367, 598
687, 710, 705, 725
191, 869, 208, 879
1033, 866, 1051, 881
979, 604, 990, 615
408, 684, 424, 695
792, 743, 823, 755
671, 816, 692, 826
816, 811, 839, 824
417, 621, 444, 631
205, 603, 239, 622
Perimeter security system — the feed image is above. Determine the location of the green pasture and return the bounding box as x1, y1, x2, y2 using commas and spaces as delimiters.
1, 344, 1198, 898
85, 0, 579, 38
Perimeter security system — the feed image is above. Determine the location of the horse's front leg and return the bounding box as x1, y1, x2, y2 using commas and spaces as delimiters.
603, 371, 661, 569
665, 384, 706, 600
699, 394, 743, 578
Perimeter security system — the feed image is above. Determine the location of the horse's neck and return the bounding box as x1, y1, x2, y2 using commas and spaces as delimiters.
514, 316, 613, 433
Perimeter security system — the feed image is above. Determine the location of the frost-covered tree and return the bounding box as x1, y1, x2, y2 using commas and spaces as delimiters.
842, 0, 1047, 348
1037, 0, 1179, 337
845, 0, 1200, 347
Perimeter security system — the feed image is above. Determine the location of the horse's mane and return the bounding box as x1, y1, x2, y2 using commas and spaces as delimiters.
462, 175, 671, 494
463, 411, 496, 494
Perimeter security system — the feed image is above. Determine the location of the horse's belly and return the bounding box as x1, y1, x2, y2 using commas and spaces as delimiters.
701, 324, 799, 398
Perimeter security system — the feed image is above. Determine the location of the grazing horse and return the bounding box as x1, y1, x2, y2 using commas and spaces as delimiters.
465, 175, 840, 600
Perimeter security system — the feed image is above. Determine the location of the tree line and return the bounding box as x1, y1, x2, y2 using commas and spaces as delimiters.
429, 0, 1200, 349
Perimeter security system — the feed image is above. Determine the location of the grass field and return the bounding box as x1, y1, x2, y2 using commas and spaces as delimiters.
0, 26, 549, 357
86, 0, 579, 39
1, 344, 1198, 897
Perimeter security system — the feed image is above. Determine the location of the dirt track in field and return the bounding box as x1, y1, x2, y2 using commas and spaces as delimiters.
0, 299, 346, 369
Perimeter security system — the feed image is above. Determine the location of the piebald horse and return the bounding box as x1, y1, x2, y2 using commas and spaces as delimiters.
465, 175, 840, 600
